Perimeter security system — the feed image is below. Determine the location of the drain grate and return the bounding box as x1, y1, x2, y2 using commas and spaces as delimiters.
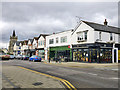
32, 82, 43, 86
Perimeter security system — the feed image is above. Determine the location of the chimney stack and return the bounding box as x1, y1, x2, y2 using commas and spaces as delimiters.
104, 19, 108, 25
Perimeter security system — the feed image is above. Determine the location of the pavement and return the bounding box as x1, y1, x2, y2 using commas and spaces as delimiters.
42, 60, 119, 69
2, 64, 65, 88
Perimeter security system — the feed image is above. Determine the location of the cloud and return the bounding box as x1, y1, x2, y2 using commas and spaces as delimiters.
1, 2, 118, 48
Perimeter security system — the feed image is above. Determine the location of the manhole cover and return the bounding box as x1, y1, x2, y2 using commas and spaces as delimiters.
32, 82, 43, 86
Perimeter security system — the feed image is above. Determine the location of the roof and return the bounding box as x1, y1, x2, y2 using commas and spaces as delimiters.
48, 29, 74, 36
15, 41, 20, 46
82, 20, 120, 34
38, 34, 50, 39
28, 39, 33, 43
20, 41, 24, 45
34, 37, 39, 40
24, 40, 28, 45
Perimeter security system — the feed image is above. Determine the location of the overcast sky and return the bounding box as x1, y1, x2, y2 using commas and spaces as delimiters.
0, 2, 119, 48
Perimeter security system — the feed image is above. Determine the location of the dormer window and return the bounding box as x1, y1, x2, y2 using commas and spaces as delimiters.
77, 31, 88, 42
85, 31, 87, 40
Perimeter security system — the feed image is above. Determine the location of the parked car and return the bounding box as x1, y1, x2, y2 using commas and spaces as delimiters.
1, 54, 10, 60
29, 55, 41, 62
16, 55, 23, 60
10, 55, 15, 59
22, 55, 29, 60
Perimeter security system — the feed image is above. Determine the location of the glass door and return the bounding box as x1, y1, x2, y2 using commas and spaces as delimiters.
89, 48, 99, 63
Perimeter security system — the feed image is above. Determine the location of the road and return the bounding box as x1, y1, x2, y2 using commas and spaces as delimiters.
1, 59, 119, 89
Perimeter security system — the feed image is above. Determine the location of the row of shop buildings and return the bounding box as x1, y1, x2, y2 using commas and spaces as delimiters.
11, 19, 120, 63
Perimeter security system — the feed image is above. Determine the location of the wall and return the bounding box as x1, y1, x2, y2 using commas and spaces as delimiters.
46, 30, 72, 48
94, 31, 119, 43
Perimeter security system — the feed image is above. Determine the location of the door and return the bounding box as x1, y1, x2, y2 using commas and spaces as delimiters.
89, 48, 99, 63
114, 49, 116, 63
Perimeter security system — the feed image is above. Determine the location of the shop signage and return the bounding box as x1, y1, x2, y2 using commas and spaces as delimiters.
68, 45, 70, 48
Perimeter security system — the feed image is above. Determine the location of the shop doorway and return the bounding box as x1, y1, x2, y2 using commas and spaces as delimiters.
89, 48, 100, 63
114, 49, 116, 63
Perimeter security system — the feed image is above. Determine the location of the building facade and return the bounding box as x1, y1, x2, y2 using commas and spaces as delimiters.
45, 30, 73, 61
36, 34, 49, 60
71, 20, 120, 63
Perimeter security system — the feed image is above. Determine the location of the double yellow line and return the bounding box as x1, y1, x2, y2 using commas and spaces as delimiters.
18, 66, 76, 90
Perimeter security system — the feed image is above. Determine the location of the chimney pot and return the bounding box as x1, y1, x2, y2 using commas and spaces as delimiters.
104, 19, 108, 25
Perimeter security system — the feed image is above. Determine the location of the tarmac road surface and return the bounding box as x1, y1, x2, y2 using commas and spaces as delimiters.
1, 60, 119, 89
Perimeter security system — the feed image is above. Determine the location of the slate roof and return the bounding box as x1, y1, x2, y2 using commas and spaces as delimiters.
34, 37, 39, 40
38, 34, 50, 39
28, 39, 33, 43
82, 21, 120, 34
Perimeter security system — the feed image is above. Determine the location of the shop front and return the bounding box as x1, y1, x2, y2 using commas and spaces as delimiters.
72, 43, 112, 63
37, 48, 45, 60
49, 46, 72, 62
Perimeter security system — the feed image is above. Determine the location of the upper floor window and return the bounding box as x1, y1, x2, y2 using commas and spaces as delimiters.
40, 41, 42, 45
85, 31, 87, 40
43, 41, 44, 45
49, 39, 54, 44
110, 33, 113, 40
99, 32, 101, 40
56, 37, 59, 43
61, 36, 67, 43
39, 41, 44, 46
77, 31, 87, 41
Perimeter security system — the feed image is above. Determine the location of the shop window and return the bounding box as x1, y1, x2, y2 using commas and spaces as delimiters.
49, 39, 54, 44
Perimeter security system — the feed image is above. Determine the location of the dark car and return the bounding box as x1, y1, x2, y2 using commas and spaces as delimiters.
15, 55, 23, 60
1, 55, 10, 60
22, 55, 29, 60
10, 55, 15, 59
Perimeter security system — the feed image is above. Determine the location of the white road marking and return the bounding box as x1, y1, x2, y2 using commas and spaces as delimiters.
100, 76, 120, 80
88, 73, 98, 76
111, 69, 118, 71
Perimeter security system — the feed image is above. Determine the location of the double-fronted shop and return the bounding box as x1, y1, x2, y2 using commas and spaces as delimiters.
72, 43, 118, 63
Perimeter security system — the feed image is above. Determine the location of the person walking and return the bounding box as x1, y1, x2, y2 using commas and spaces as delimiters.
59, 56, 62, 63
48, 57, 50, 63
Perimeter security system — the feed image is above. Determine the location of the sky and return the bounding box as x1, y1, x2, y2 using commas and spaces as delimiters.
0, 1, 119, 48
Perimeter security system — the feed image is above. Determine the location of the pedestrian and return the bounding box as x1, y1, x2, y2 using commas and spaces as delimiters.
49, 57, 50, 63
59, 56, 61, 63
55, 57, 57, 63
